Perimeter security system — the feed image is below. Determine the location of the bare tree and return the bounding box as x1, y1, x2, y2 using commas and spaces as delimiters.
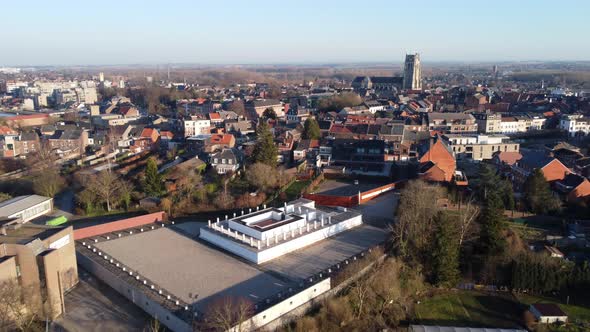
392, 180, 445, 259
86, 168, 122, 211
28, 141, 65, 198
33, 167, 65, 198
457, 196, 480, 247
160, 197, 172, 215
203, 296, 254, 332
246, 163, 278, 192
0, 281, 47, 332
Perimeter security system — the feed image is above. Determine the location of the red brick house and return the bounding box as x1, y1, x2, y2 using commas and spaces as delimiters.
131, 128, 160, 152
418, 136, 457, 183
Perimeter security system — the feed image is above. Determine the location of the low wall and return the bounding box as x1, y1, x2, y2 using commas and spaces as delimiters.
73, 212, 166, 240
304, 181, 399, 207
302, 193, 357, 207
359, 182, 397, 203
236, 278, 331, 332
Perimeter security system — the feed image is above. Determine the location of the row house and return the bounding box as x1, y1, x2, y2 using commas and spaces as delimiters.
427, 112, 478, 134
47, 128, 89, 158
130, 128, 159, 153
510, 150, 571, 189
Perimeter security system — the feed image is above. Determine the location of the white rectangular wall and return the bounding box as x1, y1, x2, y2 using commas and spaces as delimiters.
234, 278, 331, 332
200, 215, 363, 264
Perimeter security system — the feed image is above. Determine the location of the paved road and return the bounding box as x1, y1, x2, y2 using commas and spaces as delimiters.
51, 268, 149, 332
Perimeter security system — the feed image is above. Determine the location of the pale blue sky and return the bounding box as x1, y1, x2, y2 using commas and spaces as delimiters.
1, 0, 589, 66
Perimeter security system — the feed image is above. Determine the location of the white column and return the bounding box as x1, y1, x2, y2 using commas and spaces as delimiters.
266, 238, 269, 247
314, 220, 317, 229
306, 224, 310, 232
257, 240, 261, 249
263, 204, 266, 209
283, 231, 286, 241
208, 220, 211, 227
250, 237, 253, 246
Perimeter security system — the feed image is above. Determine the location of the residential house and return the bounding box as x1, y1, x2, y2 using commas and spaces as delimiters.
210, 148, 241, 174
554, 173, 590, 203
330, 139, 391, 176
473, 112, 502, 133
184, 117, 211, 137
529, 303, 568, 324
0, 126, 19, 157
225, 119, 254, 135
206, 134, 236, 153
285, 106, 310, 125
293, 139, 319, 161
14, 131, 40, 156
560, 114, 590, 137
131, 128, 159, 153
47, 128, 89, 158
418, 136, 457, 183
511, 150, 571, 187
378, 122, 405, 142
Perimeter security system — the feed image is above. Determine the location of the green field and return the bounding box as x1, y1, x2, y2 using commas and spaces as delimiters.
414, 291, 524, 328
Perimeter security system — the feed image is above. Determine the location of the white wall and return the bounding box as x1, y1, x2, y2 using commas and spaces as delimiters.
201, 215, 363, 264
257, 215, 362, 264
235, 278, 331, 332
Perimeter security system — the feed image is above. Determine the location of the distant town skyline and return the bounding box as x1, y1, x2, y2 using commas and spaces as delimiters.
2, 0, 590, 66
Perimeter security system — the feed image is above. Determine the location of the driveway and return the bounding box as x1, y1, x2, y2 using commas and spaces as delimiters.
51, 268, 149, 332
358, 191, 398, 227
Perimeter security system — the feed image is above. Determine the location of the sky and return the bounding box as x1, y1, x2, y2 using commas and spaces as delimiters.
1, 0, 589, 66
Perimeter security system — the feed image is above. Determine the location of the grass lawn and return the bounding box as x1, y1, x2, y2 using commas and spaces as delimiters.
515, 293, 590, 323
414, 290, 524, 328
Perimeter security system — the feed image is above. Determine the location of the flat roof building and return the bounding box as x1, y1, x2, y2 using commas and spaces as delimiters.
0, 219, 78, 319
0, 195, 53, 223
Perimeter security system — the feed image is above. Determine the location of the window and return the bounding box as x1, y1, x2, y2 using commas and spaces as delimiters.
213, 158, 218, 163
